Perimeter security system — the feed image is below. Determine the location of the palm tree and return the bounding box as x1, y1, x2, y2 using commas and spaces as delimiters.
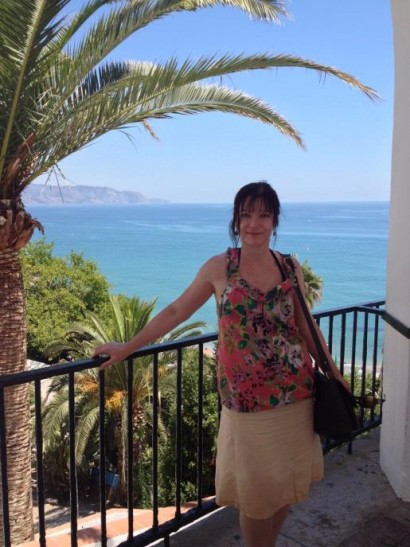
0, 0, 377, 541
300, 259, 323, 309
42, 294, 204, 501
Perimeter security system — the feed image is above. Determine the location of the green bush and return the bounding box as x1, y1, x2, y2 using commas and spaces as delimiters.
21, 239, 111, 361
158, 348, 219, 506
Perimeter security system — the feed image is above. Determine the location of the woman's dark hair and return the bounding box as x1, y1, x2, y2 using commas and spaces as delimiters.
229, 181, 281, 246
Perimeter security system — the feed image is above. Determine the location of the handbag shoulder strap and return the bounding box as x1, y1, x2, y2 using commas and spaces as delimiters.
282, 255, 334, 378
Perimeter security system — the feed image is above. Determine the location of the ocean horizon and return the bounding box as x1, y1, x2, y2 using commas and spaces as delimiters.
28, 200, 389, 332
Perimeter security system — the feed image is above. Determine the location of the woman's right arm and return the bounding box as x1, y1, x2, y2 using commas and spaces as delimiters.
93, 256, 219, 369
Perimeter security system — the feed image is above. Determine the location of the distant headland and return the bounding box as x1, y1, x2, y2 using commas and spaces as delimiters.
23, 184, 169, 205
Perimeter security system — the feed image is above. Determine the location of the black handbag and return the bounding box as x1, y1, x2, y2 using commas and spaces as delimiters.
283, 255, 358, 442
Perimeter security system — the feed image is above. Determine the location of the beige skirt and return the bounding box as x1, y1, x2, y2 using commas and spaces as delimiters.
215, 398, 324, 519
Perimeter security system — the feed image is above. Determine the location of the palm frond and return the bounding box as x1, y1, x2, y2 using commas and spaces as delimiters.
50, 0, 115, 53
300, 259, 323, 309
109, 295, 128, 341
28, 50, 379, 178
126, 296, 157, 337
44, 338, 89, 360
74, 405, 100, 464
1, 0, 378, 198
32, 82, 303, 177
44, 373, 70, 399
41, 390, 70, 448
105, 361, 128, 391
28, 0, 286, 147
0, 0, 70, 183
83, 315, 113, 343
65, 0, 286, 86
166, 321, 206, 341
142, 401, 168, 440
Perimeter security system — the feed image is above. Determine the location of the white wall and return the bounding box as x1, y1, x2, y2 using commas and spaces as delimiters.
380, 0, 410, 500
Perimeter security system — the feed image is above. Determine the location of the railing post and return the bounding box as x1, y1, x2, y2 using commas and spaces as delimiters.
175, 348, 183, 519
34, 379, 46, 547
127, 358, 134, 542
99, 370, 107, 546
197, 344, 204, 508
152, 353, 159, 529
68, 371, 78, 547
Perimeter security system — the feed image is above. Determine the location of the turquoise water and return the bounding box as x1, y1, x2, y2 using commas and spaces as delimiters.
28, 201, 389, 332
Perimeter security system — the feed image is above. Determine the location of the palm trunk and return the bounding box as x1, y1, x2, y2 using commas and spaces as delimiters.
0, 250, 33, 544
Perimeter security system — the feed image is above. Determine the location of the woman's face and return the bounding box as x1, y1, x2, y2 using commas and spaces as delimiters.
238, 199, 276, 247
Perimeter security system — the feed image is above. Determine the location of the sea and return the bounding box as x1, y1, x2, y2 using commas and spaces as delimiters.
27, 201, 389, 333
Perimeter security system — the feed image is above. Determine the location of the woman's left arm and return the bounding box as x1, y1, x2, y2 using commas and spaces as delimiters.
291, 258, 351, 392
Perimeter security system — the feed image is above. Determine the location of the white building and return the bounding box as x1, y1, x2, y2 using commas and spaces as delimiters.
380, 0, 410, 501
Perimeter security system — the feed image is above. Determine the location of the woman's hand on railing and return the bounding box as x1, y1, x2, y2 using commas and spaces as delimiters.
92, 342, 130, 370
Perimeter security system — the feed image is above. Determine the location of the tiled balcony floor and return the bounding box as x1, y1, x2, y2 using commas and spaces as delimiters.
23, 428, 410, 546
24, 502, 197, 547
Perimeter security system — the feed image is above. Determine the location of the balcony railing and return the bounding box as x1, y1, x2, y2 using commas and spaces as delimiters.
0, 300, 385, 547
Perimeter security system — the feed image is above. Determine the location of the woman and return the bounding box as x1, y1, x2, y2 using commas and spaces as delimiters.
93, 181, 349, 547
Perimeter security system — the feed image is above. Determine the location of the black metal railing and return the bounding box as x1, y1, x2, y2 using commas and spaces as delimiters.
0, 300, 385, 547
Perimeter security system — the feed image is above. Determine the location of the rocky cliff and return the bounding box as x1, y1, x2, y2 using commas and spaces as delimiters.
23, 184, 168, 204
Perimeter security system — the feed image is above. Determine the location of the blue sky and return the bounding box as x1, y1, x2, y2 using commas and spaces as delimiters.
46, 0, 394, 203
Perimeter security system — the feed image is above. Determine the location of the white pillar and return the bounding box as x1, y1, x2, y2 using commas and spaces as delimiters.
380, 0, 410, 500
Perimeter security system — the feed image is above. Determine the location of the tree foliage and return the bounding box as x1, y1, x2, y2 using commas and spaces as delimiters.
21, 239, 111, 361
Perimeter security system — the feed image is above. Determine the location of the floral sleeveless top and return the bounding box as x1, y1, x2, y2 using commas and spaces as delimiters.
216, 248, 315, 412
